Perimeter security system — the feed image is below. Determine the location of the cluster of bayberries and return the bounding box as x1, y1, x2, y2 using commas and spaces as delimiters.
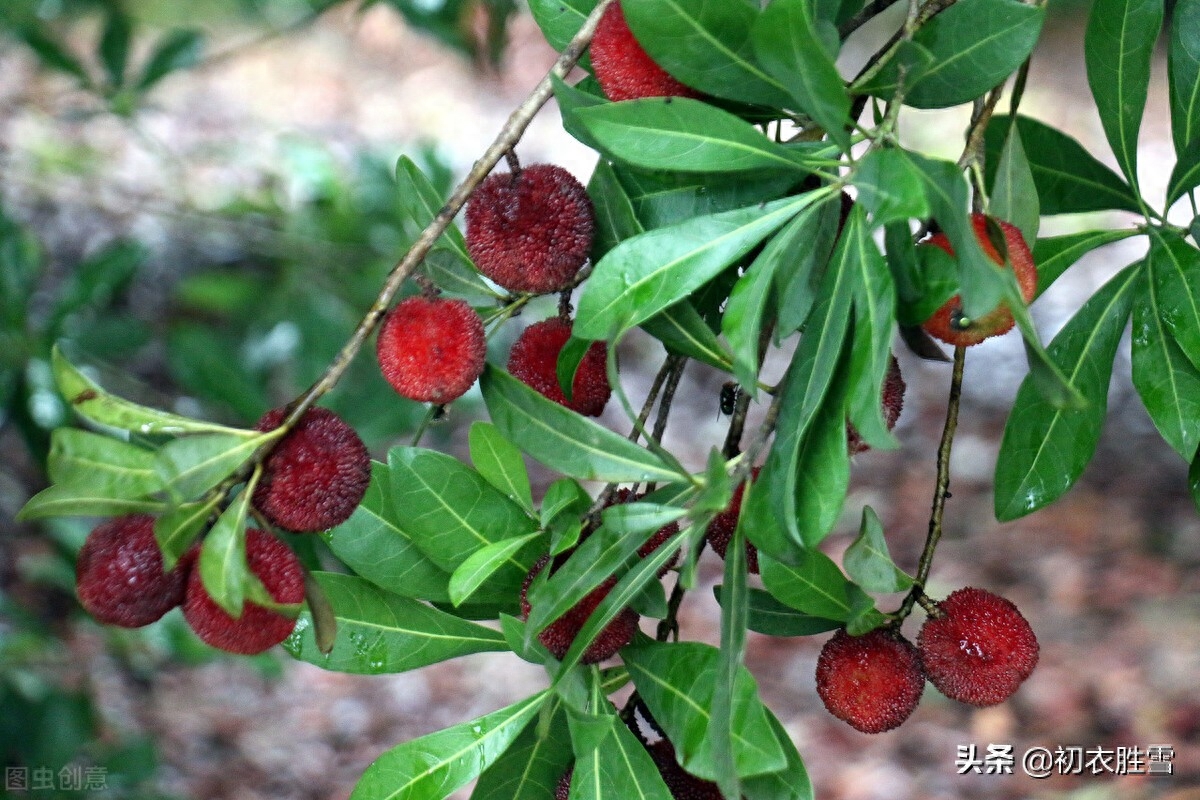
75, 405, 370, 653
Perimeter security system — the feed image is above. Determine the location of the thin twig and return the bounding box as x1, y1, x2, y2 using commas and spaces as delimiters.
839, 0, 905, 38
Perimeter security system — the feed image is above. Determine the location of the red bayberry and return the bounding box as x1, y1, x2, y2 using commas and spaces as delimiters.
847, 353, 906, 455
646, 739, 723, 800
75, 515, 188, 628
507, 317, 611, 416
519, 555, 639, 664
253, 406, 371, 533
591, 2, 701, 102
377, 295, 486, 404
183, 528, 305, 655
554, 768, 572, 800
921, 215, 1038, 347
917, 587, 1039, 707
815, 627, 925, 733
465, 164, 594, 294
705, 468, 761, 574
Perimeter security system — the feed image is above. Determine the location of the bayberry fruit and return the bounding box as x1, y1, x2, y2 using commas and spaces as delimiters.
646, 739, 723, 800
465, 164, 594, 294
847, 353, 906, 455
554, 768, 572, 800
377, 295, 487, 404
591, 2, 701, 102
75, 515, 188, 627
519, 555, 639, 664
253, 406, 371, 533
705, 468, 761, 574
815, 627, 925, 733
507, 317, 611, 416
917, 587, 1039, 707
921, 214, 1038, 347
183, 528, 305, 655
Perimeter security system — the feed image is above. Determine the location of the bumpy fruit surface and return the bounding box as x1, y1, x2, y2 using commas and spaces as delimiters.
554, 768, 572, 800
252, 406, 370, 533
646, 739, 723, 800
465, 164, 594, 294
377, 295, 486, 404
815, 628, 925, 733
847, 353, 906, 455
508, 317, 611, 416
921, 214, 1038, 346
918, 587, 1039, 707
76, 515, 188, 627
520, 555, 639, 664
591, 2, 701, 102
705, 468, 761, 574
183, 528, 305, 655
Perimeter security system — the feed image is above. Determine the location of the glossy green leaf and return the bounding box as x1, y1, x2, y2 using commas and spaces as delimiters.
566, 708, 674, 800
852, 149, 930, 227
792, 382, 852, 548
470, 704, 572, 800
759, 550, 876, 623
625, 641, 787, 781
886, 222, 954, 326
47, 428, 160, 499
616, 167, 803, 233
575, 98, 811, 174
1031, 229, 1141, 298
284, 573, 506, 674
742, 710, 814, 800
469, 422, 534, 515
1132, 271, 1200, 460
1148, 229, 1200, 373
199, 489, 252, 618
995, 264, 1139, 520
715, 586, 841, 637
1085, 0, 1163, 193
990, 122, 1040, 245
17, 485, 165, 521
324, 462, 452, 603
1168, 0, 1200, 157
774, 197, 843, 335
155, 499, 217, 569
395, 155, 476, 269
642, 301, 733, 371
481, 366, 682, 484
99, 9, 132, 88
844, 507, 913, 593
349, 691, 548, 800
528, 0, 598, 54
984, 115, 1141, 214
17, 26, 89, 82
136, 30, 204, 91
449, 533, 544, 607
1167, 139, 1200, 207
588, 157, 644, 262
845, 208, 899, 452
622, 0, 793, 108
155, 433, 270, 503
711, 518, 750, 799
751, 0, 851, 150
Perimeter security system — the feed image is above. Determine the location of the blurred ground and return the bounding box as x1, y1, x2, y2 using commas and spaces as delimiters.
2, 3, 1199, 800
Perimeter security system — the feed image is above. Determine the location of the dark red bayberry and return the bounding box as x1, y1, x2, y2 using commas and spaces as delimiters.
377, 295, 487, 404
917, 587, 1039, 707
847, 353, 906, 455
705, 468, 761, 574
76, 515, 188, 628
815, 628, 925, 734
183, 528, 305, 655
519, 555, 639, 664
465, 164, 594, 294
591, 2, 701, 102
554, 768, 572, 800
253, 406, 370, 533
646, 739, 723, 800
507, 317, 611, 417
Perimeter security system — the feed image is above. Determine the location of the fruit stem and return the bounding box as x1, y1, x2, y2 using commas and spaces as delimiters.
276, 0, 618, 434
839, 0, 904, 37
959, 86, 1005, 212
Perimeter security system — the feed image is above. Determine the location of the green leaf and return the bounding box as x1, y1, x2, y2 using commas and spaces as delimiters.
324, 462, 452, 603
711, 518, 750, 798
566, 708, 674, 800
155, 433, 270, 503
1085, 0, 1164, 194
199, 489, 252, 618
17, 26, 89, 83
1132, 271, 1200, 460
527, 0, 597, 54
750, 0, 851, 150
994, 264, 1139, 520
575, 98, 812, 174
791, 382, 852, 548
449, 533, 544, 607
624, 641, 787, 781
984, 115, 1141, 215
18, 485, 164, 521
862, 0, 1044, 109
775, 196, 843, 334
1148, 229, 1200, 373
715, 586, 842, 637
887, 222, 954, 326
284, 573, 507, 674
990, 122, 1040, 245
742, 710, 814, 800
395, 155, 475, 269
643, 301, 734, 371
588, 157, 644, 262
155, 499, 217, 570
481, 366, 683, 484
136, 30, 204, 91
349, 691, 548, 800
844, 507, 913, 593
470, 703, 572, 800
1167, 139, 1200, 207
759, 550, 876, 623
469, 422, 535, 515
99, 9, 132, 88
622, 0, 793, 108
845, 208, 899, 452
47, 428, 160, 499
616, 166, 803, 233
1031, 229, 1141, 298
852, 149, 931, 227
1168, 0, 1200, 158
576, 191, 828, 340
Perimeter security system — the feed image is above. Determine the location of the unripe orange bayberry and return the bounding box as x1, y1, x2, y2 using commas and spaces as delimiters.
519, 555, 639, 664
507, 317, 611, 416
465, 164, 594, 294
76, 515, 188, 628
921, 214, 1038, 347
646, 739, 723, 800
917, 587, 1039, 707
183, 528, 305, 655
377, 295, 486, 404
847, 353, 906, 455
591, 2, 701, 102
815, 627, 925, 733
253, 406, 371, 533
705, 468, 761, 574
